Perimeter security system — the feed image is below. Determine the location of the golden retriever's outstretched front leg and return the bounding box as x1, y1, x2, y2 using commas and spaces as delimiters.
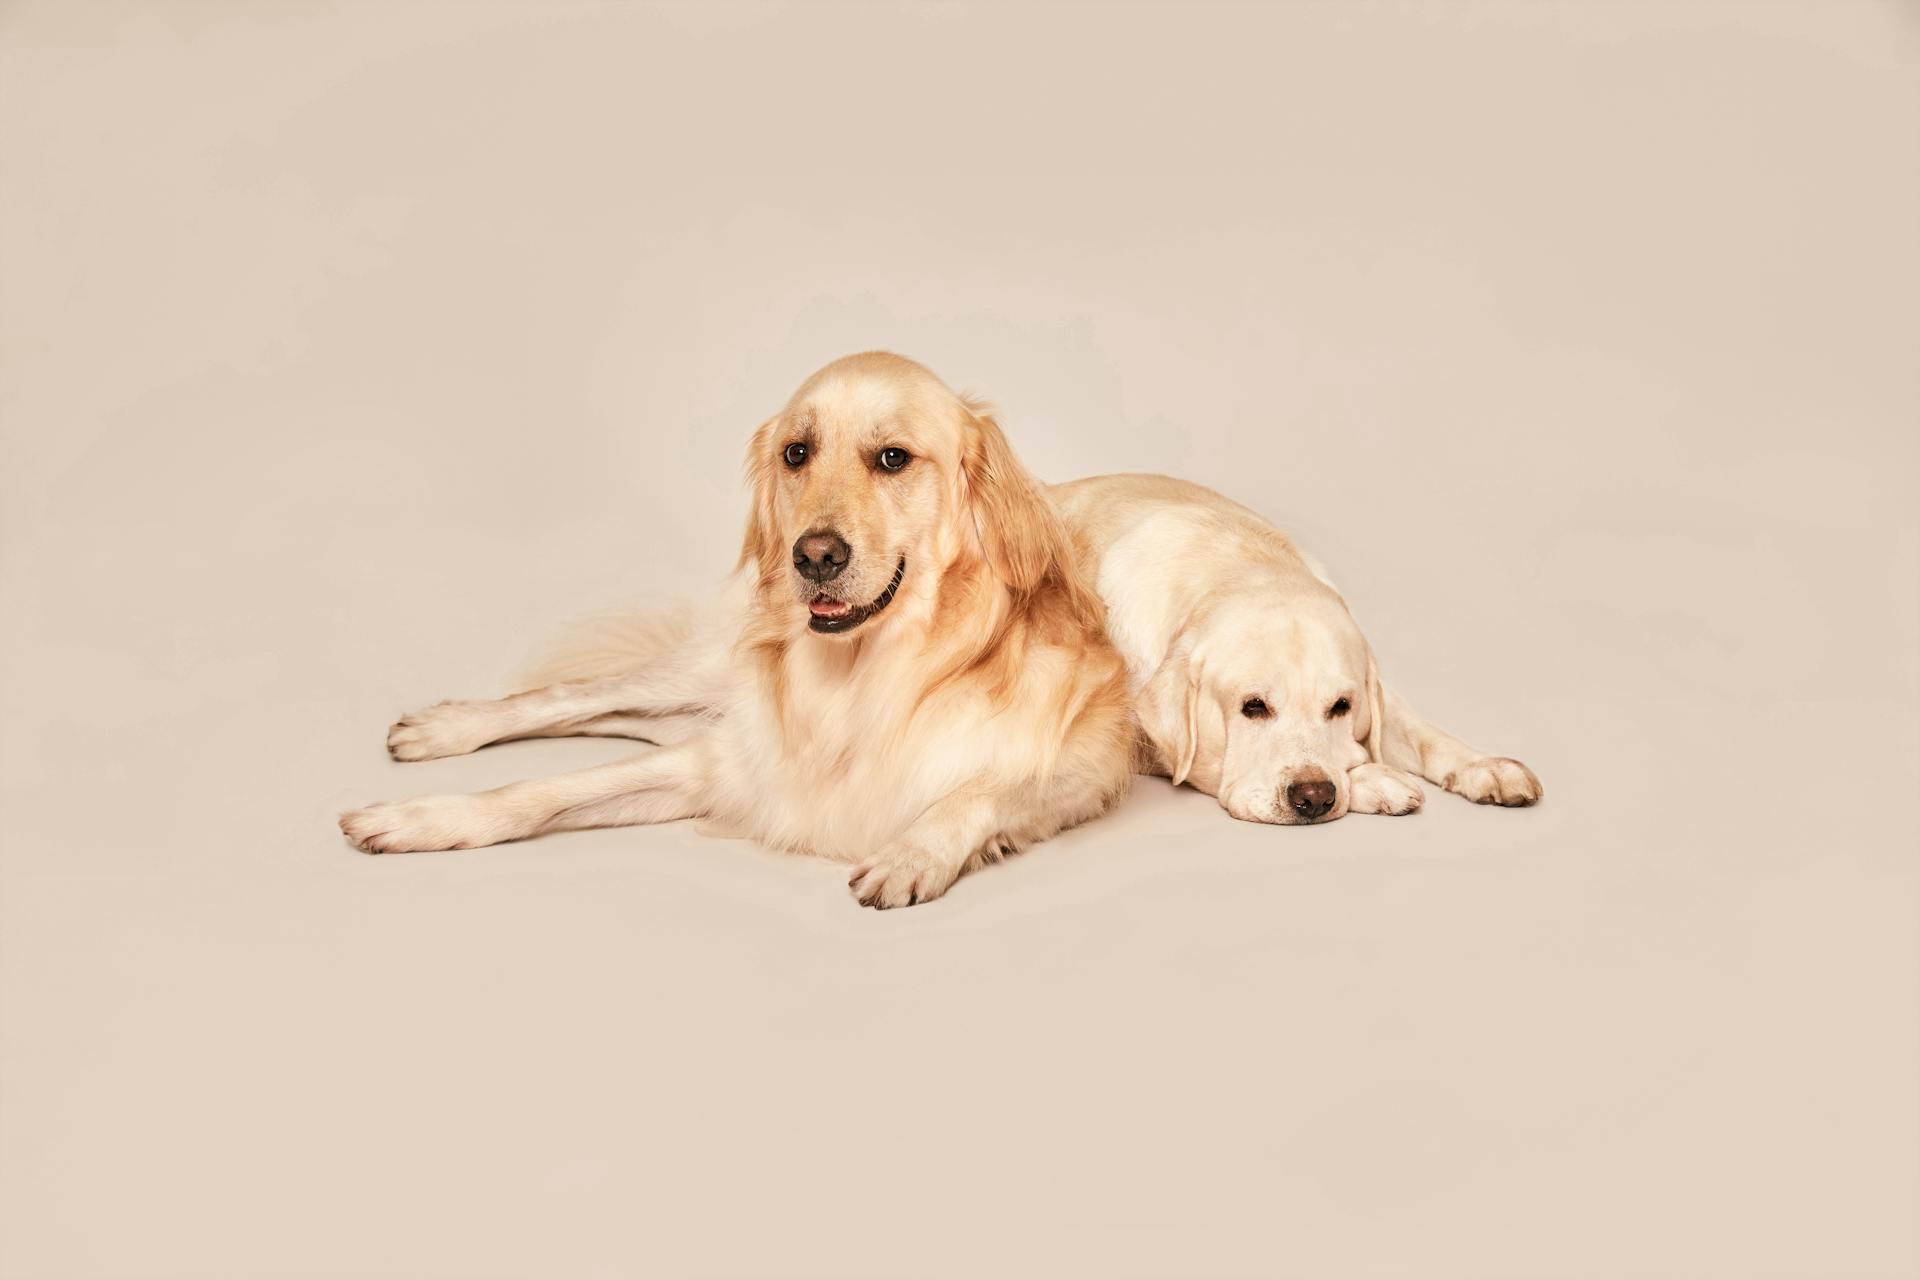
846, 788, 1006, 910
1378, 685, 1543, 807
340, 741, 706, 853
387, 671, 714, 762
847, 763, 1122, 909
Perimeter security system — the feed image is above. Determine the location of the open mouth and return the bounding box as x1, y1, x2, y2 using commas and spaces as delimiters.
807, 558, 905, 634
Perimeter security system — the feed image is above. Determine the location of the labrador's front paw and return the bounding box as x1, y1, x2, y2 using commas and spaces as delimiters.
387, 701, 497, 761
339, 794, 507, 853
848, 846, 961, 910
1349, 762, 1425, 816
1444, 756, 1542, 807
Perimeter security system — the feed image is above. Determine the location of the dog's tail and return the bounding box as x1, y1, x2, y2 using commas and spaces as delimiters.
512, 605, 698, 690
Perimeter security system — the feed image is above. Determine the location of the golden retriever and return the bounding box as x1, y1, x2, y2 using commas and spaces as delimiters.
340, 353, 1134, 908
1051, 473, 1542, 824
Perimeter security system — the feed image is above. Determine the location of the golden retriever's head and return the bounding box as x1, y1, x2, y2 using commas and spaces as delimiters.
1140, 586, 1384, 824
740, 352, 1072, 639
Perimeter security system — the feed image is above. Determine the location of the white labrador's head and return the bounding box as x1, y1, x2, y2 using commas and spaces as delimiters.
1139, 589, 1384, 824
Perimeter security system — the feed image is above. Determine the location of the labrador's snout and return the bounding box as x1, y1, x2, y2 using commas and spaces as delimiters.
1285, 776, 1336, 821
792, 531, 850, 583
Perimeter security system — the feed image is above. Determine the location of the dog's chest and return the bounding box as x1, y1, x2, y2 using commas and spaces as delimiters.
707, 663, 988, 860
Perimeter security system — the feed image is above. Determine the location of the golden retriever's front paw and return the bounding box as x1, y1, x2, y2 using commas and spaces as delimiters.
339, 795, 504, 854
1349, 763, 1424, 816
1444, 757, 1543, 807
387, 702, 496, 762
847, 847, 961, 909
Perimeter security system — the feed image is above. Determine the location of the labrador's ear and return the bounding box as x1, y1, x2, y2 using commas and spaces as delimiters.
1140, 638, 1203, 786
1363, 646, 1387, 764
736, 415, 785, 587
960, 397, 1069, 595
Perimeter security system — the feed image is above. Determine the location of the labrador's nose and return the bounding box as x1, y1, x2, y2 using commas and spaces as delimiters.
1286, 778, 1337, 820
792, 531, 851, 583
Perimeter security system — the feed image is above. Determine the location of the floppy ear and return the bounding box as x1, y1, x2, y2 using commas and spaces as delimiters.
1139, 640, 1203, 786
961, 398, 1069, 594
736, 415, 785, 586
1363, 646, 1387, 764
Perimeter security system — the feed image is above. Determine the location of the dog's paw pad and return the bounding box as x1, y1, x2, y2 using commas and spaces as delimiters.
847, 848, 959, 909
1444, 757, 1543, 807
1350, 765, 1424, 816
387, 702, 493, 761
338, 796, 498, 854
340, 803, 409, 854
974, 833, 1021, 866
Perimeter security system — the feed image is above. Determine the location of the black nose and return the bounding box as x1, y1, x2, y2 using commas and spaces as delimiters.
792, 531, 850, 583
1286, 778, 1336, 820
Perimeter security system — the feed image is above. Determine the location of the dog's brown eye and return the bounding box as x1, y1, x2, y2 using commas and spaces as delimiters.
1327, 697, 1351, 718
877, 446, 911, 472
1241, 698, 1270, 719
782, 442, 808, 468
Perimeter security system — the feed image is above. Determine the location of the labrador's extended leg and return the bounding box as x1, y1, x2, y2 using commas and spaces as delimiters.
341, 740, 707, 853
387, 667, 717, 762
1378, 685, 1542, 807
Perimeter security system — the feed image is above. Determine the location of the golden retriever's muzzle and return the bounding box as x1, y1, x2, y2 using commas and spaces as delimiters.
803, 555, 906, 634
792, 531, 850, 584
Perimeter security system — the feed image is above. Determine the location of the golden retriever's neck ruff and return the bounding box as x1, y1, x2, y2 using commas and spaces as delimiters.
739, 534, 1104, 759
712, 555, 1122, 861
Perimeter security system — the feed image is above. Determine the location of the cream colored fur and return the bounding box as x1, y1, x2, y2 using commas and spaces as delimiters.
1051, 474, 1541, 824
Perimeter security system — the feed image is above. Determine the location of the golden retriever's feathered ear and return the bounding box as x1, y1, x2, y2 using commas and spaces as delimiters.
737, 415, 785, 586
1140, 638, 1202, 786
1363, 646, 1387, 764
960, 397, 1071, 596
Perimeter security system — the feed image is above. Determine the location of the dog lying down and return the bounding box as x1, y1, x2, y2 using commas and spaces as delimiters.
1051, 473, 1541, 824
340, 353, 1136, 908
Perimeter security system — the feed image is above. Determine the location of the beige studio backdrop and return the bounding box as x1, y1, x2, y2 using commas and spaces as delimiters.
2, 3, 1916, 1279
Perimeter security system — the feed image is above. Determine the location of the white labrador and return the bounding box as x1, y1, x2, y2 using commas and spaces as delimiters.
1051, 474, 1542, 824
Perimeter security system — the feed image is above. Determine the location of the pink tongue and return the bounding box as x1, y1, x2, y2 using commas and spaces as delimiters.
809, 596, 851, 618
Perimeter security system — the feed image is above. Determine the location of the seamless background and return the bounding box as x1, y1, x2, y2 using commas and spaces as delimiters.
3, 3, 1917, 1278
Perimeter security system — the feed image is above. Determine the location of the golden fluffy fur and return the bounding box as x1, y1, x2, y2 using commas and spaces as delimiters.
341, 353, 1133, 908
